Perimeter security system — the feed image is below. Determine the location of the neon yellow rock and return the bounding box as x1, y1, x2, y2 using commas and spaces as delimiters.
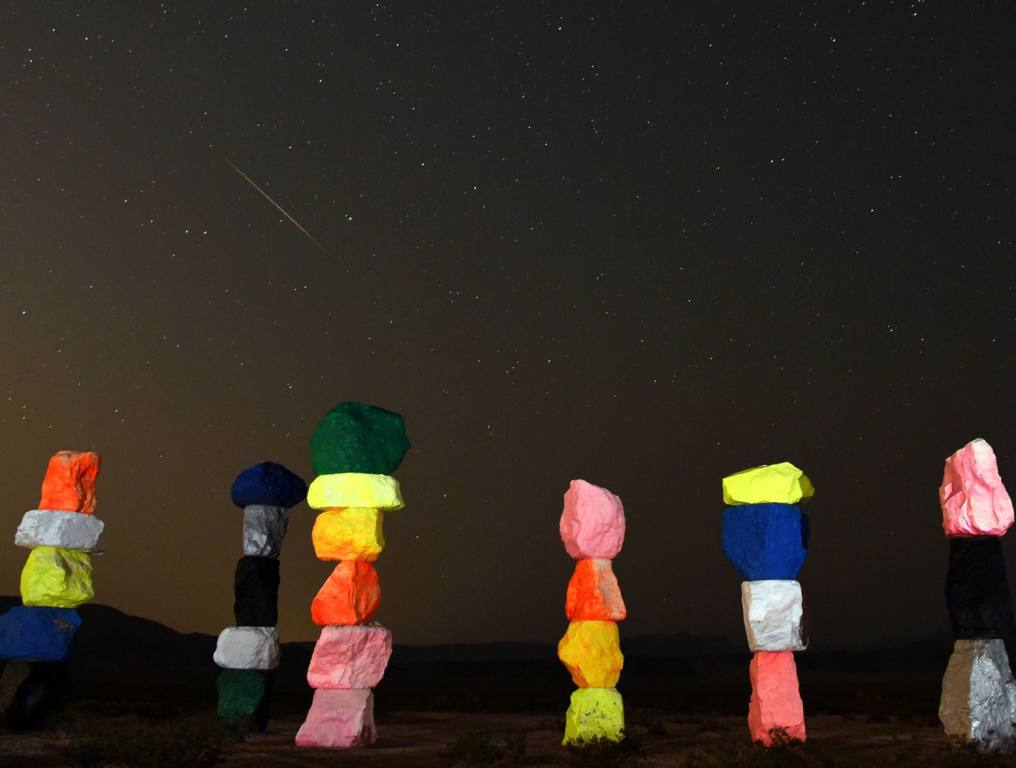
558, 620, 623, 688
563, 688, 625, 745
20, 546, 94, 608
722, 462, 814, 505
307, 473, 404, 511
312, 508, 385, 562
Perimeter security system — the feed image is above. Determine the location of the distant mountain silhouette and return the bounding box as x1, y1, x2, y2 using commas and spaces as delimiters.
0, 598, 959, 715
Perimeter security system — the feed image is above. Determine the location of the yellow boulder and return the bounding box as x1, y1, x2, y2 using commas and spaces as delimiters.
558, 620, 623, 688
307, 473, 404, 511
20, 547, 94, 608
563, 687, 625, 746
722, 462, 814, 505
312, 508, 385, 562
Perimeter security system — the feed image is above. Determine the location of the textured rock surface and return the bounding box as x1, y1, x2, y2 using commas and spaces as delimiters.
723, 463, 814, 506
3, 662, 68, 731
940, 639, 1016, 751
566, 559, 626, 622
722, 504, 808, 580
946, 537, 1012, 638
38, 451, 101, 515
234, 556, 281, 627
558, 620, 623, 688
563, 687, 625, 746
217, 669, 272, 733
311, 561, 382, 626
295, 688, 377, 748
15, 510, 105, 553
213, 626, 280, 670
310, 401, 410, 476
941, 439, 1014, 538
559, 479, 626, 560
0, 606, 80, 662
231, 462, 307, 509
741, 581, 806, 652
307, 624, 392, 689
242, 505, 289, 558
0, 661, 32, 718
20, 547, 94, 608
312, 508, 385, 562
748, 651, 806, 746
307, 473, 403, 511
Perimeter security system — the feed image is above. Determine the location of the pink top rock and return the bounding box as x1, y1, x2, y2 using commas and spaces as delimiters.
307, 624, 392, 689
559, 479, 626, 560
940, 439, 1014, 537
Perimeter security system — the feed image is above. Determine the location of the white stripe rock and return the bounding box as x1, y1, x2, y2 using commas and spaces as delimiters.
15, 510, 105, 553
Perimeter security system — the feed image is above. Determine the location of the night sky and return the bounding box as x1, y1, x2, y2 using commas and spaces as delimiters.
1, 1, 1014, 648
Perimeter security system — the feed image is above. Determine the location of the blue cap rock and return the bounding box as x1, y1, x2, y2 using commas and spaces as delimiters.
230, 462, 307, 509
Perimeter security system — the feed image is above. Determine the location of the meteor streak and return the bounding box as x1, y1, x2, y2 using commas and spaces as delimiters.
220, 154, 333, 256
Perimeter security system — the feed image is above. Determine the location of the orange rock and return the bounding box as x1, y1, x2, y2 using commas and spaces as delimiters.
311, 561, 381, 626
38, 452, 101, 514
565, 559, 626, 621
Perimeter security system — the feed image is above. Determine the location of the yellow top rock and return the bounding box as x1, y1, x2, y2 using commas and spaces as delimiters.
563, 687, 625, 746
722, 462, 814, 505
20, 547, 94, 608
557, 620, 623, 688
307, 473, 404, 511
312, 508, 385, 562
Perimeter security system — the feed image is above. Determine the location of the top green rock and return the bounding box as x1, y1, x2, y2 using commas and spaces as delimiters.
310, 402, 410, 475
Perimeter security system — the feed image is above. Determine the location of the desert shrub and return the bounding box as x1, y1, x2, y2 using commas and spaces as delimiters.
61, 714, 222, 768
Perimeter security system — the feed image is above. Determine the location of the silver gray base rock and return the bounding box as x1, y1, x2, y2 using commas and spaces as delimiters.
940, 638, 1016, 752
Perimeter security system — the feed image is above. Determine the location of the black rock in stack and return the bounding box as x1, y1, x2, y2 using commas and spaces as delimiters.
945, 537, 1013, 638
233, 556, 281, 627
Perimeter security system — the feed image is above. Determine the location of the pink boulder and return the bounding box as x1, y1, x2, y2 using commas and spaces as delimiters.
559, 479, 626, 560
295, 688, 377, 748
941, 439, 1014, 537
307, 624, 392, 689
747, 652, 805, 746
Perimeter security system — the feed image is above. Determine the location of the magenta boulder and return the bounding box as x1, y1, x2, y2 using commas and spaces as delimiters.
295, 688, 377, 748
307, 624, 392, 689
940, 439, 1014, 537
559, 479, 626, 560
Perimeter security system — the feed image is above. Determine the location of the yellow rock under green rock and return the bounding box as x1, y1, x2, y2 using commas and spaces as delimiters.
563, 687, 625, 746
20, 547, 94, 608
307, 473, 404, 511
722, 462, 814, 505
312, 508, 385, 561
558, 620, 623, 688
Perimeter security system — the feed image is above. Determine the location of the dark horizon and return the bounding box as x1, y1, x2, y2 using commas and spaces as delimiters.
1, 2, 1014, 648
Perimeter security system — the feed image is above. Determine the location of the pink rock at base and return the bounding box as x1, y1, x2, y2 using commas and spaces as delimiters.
307, 624, 392, 689
559, 479, 626, 560
295, 688, 377, 748
940, 439, 1014, 537
747, 652, 805, 746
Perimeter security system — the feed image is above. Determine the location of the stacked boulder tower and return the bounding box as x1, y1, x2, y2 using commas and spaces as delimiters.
557, 479, 627, 746
0, 451, 103, 728
214, 461, 307, 733
722, 462, 812, 746
295, 401, 410, 749
937, 439, 1016, 751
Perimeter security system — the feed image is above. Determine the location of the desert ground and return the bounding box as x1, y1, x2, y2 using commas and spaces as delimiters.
5, 707, 1016, 768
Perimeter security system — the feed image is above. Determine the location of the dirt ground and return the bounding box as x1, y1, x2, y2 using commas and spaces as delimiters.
4, 710, 1016, 768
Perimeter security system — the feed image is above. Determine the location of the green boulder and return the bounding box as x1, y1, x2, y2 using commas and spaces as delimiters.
216, 669, 271, 733
310, 401, 410, 475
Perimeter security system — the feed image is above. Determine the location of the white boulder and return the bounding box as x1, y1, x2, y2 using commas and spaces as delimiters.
741, 580, 806, 652
940, 638, 1016, 752
15, 510, 105, 553
242, 505, 288, 557
213, 626, 279, 670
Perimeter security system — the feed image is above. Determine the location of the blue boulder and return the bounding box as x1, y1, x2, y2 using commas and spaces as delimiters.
0, 606, 81, 662
722, 503, 808, 580
230, 461, 307, 509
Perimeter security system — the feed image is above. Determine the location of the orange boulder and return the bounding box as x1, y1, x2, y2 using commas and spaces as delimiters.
39, 451, 101, 514
311, 561, 381, 626
566, 559, 626, 622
